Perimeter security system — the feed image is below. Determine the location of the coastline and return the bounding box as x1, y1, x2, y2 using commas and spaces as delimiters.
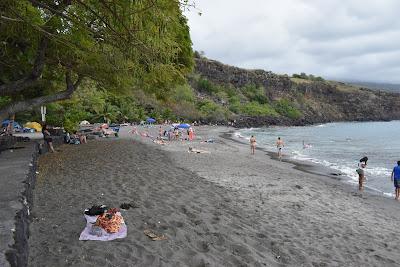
28, 125, 400, 266
228, 124, 397, 199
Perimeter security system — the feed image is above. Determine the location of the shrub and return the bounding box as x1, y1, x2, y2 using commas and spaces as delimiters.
240, 102, 277, 116
274, 99, 302, 119
228, 95, 241, 113
198, 99, 230, 121
223, 85, 238, 97
171, 101, 202, 121
198, 78, 217, 94
215, 91, 229, 103
241, 84, 268, 104
292, 73, 324, 81
172, 84, 195, 102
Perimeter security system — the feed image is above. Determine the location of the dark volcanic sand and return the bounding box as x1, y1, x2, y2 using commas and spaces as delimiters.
29, 140, 278, 266
28, 127, 400, 267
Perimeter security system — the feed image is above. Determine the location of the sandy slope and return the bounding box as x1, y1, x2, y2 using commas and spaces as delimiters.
28, 126, 400, 266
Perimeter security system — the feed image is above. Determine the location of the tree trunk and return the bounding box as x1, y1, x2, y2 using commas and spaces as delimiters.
0, 71, 83, 121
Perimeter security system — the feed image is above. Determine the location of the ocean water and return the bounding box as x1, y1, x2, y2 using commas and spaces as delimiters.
236, 121, 400, 197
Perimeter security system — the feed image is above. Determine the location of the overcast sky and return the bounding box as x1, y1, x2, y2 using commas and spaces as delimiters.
185, 0, 400, 83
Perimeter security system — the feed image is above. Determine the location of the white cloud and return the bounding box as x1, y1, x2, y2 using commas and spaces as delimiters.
185, 0, 400, 83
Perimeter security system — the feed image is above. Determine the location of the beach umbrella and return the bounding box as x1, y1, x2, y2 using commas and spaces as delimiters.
80, 120, 90, 126
146, 118, 156, 123
24, 122, 42, 132
177, 123, 190, 129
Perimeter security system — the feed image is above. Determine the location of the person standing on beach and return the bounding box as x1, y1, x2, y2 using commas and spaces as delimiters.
42, 124, 55, 153
276, 137, 284, 160
391, 161, 400, 200
188, 127, 194, 141
250, 135, 256, 155
356, 163, 366, 191
158, 126, 163, 139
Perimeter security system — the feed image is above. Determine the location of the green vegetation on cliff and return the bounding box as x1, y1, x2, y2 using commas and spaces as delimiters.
189, 56, 400, 126
292, 73, 325, 82
188, 73, 301, 121
274, 99, 302, 119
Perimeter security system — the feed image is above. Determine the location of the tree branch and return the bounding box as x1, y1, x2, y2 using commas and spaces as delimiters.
75, 0, 128, 43
28, 0, 106, 40
0, 72, 83, 120
0, 37, 48, 96
0, 15, 24, 22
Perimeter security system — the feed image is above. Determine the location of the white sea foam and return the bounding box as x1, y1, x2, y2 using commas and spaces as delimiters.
366, 167, 391, 177
233, 132, 245, 139
236, 121, 400, 198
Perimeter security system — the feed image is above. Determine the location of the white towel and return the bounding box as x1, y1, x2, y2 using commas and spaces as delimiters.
79, 212, 127, 241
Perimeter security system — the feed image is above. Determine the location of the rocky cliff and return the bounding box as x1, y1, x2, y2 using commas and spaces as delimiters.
192, 57, 400, 127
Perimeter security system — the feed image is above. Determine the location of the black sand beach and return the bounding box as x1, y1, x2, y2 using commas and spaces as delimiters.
28, 126, 400, 266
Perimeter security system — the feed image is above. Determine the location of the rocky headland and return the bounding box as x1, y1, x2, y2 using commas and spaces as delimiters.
191, 56, 400, 127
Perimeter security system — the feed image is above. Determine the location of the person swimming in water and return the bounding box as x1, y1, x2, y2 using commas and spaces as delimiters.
276, 137, 284, 160
250, 135, 256, 155
303, 140, 311, 149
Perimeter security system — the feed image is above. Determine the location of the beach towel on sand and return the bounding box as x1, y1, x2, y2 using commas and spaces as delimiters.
79, 212, 127, 241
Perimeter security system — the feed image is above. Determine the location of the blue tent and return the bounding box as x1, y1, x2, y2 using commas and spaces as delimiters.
177, 123, 190, 129
146, 118, 156, 123
1, 120, 22, 129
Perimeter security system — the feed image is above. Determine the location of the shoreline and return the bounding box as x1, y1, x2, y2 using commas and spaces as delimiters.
227, 126, 395, 199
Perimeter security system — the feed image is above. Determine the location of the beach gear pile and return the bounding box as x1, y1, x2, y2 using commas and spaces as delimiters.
79, 205, 127, 241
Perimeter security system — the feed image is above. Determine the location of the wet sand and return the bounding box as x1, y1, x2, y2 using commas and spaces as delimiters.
28, 126, 400, 266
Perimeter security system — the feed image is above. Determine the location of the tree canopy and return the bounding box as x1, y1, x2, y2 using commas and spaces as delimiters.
0, 0, 194, 120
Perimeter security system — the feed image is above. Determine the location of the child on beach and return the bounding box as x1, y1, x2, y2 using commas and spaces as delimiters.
276, 137, 284, 160
356, 157, 368, 191
250, 135, 256, 155
391, 161, 400, 200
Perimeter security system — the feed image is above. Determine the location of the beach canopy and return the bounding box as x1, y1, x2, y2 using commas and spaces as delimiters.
177, 123, 190, 129
24, 122, 42, 132
146, 118, 156, 123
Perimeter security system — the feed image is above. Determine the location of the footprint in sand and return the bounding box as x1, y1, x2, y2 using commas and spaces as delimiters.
197, 240, 211, 253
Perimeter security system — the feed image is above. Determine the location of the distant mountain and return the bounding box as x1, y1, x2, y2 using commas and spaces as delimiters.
345, 81, 400, 93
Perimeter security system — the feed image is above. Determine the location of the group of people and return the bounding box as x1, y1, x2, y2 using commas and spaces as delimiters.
357, 157, 400, 200
160, 126, 195, 142
64, 131, 87, 145
131, 125, 196, 144
42, 123, 88, 153
249, 135, 284, 160
250, 135, 400, 201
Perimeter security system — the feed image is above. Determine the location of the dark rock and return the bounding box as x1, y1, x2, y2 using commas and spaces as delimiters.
191, 57, 400, 127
